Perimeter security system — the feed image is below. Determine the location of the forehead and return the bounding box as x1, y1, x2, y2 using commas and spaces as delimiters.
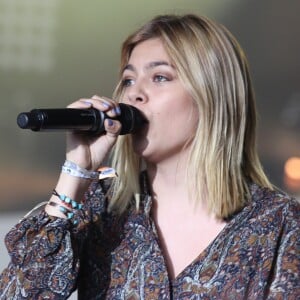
127, 38, 171, 65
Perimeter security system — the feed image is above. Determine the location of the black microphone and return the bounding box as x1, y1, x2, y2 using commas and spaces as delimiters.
17, 103, 146, 135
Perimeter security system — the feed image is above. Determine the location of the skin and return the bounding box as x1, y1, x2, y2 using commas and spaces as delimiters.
45, 96, 122, 219
46, 38, 226, 280
121, 38, 198, 165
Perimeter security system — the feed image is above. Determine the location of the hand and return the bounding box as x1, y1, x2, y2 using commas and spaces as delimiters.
65, 95, 122, 171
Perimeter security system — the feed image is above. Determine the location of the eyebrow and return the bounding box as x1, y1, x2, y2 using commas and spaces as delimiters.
122, 60, 174, 73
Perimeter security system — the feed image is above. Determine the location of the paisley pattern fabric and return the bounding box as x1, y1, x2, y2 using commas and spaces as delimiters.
0, 175, 299, 300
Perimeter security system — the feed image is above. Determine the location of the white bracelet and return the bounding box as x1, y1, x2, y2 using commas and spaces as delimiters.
62, 160, 99, 180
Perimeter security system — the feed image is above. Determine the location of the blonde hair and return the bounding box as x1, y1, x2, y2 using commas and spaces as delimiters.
109, 14, 272, 219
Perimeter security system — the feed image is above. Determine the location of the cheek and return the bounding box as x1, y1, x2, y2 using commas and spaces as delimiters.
151, 112, 192, 143
165, 101, 196, 125
170, 106, 198, 140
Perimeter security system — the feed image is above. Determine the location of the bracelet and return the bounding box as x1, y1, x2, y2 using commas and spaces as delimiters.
47, 189, 83, 225
48, 201, 75, 220
52, 189, 83, 209
62, 160, 100, 180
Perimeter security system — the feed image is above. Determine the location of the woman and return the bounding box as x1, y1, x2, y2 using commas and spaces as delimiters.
0, 14, 299, 299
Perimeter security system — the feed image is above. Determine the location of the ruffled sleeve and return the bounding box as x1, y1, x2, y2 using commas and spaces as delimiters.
0, 180, 109, 300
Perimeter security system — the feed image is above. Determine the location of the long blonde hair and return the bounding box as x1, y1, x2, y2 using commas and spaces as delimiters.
109, 14, 272, 219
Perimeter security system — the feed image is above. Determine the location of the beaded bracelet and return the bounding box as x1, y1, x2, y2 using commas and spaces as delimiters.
48, 189, 83, 224
47, 201, 75, 220
52, 189, 83, 209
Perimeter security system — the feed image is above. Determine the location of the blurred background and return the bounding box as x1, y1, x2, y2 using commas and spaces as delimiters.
0, 0, 299, 296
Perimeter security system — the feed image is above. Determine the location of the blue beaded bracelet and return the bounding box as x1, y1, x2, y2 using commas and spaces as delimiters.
48, 201, 75, 220
52, 189, 83, 210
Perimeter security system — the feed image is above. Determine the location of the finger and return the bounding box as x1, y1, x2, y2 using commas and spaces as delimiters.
72, 96, 121, 118
66, 96, 121, 118
91, 95, 121, 117
104, 118, 122, 137
67, 98, 93, 109
66, 96, 112, 110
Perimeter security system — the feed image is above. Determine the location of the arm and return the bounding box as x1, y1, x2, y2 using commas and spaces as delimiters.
0, 179, 110, 299
0, 210, 79, 299
0, 96, 122, 299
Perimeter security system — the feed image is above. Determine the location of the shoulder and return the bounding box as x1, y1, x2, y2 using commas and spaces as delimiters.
250, 184, 299, 215
227, 184, 299, 241
246, 184, 299, 234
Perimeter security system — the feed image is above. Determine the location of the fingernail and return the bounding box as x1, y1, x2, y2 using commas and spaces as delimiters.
102, 102, 110, 108
82, 100, 92, 106
115, 106, 121, 115
107, 119, 114, 126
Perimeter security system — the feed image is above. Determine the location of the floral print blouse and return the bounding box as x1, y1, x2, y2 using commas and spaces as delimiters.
0, 174, 299, 300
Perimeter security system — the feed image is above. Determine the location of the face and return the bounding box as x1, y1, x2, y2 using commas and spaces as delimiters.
121, 38, 198, 164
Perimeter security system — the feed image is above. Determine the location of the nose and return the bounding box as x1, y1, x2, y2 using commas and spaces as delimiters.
126, 80, 147, 105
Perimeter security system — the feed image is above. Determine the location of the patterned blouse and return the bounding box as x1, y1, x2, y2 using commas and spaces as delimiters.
0, 174, 299, 300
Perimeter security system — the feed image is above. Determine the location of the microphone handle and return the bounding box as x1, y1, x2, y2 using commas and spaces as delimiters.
16, 104, 146, 135
17, 108, 105, 134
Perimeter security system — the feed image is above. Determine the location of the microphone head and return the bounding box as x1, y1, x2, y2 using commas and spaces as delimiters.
118, 104, 147, 135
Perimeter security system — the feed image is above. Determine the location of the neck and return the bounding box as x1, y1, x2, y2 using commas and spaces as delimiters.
146, 150, 190, 204
145, 149, 212, 217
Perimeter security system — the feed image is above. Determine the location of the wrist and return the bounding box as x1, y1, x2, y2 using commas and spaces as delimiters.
55, 171, 91, 201
62, 160, 100, 180
45, 188, 84, 224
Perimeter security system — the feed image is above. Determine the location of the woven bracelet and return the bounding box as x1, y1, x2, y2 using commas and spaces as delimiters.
62, 160, 100, 180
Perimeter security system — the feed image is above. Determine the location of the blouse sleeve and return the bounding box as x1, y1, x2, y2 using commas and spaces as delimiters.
0, 180, 109, 300
268, 198, 300, 299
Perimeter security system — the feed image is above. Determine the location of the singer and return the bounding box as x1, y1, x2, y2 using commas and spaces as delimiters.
0, 14, 299, 299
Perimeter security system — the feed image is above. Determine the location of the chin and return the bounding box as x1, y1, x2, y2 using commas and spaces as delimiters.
132, 143, 159, 163
132, 144, 148, 158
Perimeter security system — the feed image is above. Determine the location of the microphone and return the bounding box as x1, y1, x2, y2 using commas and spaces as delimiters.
17, 103, 146, 135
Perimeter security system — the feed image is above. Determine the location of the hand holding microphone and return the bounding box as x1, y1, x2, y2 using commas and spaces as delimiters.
16, 96, 146, 171
17, 102, 146, 135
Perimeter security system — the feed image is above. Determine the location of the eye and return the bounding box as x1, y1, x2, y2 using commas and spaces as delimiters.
121, 78, 135, 87
153, 75, 170, 82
